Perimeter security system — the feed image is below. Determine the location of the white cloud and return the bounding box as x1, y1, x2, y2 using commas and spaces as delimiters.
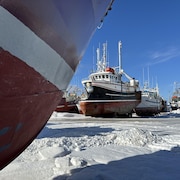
148, 47, 180, 66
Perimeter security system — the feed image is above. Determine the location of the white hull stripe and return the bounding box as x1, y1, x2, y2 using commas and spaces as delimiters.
80, 99, 139, 103
93, 82, 136, 93
106, 93, 135, 97
0, 6, 73, 91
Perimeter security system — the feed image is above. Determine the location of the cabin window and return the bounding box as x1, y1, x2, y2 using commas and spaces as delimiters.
106, 75, 108, 78
102, 75, 105, 79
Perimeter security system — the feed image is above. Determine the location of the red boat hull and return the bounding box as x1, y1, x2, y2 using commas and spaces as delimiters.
0, 48, 62, 168
55, 98, 79, 113
79, 98, 141, 117
0, 0, 114, 169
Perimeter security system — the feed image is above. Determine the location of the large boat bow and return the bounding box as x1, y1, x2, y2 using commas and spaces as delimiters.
0, 0, 114, 169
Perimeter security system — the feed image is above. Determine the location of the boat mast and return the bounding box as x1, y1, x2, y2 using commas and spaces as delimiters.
147, 66, 150, 88
118, 41, 123, 92
142, 68, 144, 88
118, 41, 122, 73
96, 47, 101, 72
102, 42, 107, 71
92, 46, 95, 72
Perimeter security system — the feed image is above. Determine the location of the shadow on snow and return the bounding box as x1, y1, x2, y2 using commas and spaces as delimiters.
37, 126, 114, 139
53, 146, 180, 180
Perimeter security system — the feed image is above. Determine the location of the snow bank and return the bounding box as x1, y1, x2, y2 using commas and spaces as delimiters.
113, 128, 163, 147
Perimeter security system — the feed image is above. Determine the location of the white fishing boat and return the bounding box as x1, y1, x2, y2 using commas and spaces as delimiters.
135, 82, 162, 116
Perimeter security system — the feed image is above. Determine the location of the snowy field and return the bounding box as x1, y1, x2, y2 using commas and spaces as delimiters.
1, 110, 180, 180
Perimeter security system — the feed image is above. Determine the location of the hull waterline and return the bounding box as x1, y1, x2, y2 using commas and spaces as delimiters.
0, 0, 114, 169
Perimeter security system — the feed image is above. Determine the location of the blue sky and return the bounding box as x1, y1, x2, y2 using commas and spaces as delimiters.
70, 0, 180, 101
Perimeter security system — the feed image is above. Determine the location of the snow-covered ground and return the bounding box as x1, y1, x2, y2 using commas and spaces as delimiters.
1, 110, 180, 180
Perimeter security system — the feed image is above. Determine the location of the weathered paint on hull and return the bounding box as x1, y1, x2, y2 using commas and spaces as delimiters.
0, 49, 62, 169
79, 99, 141, 117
